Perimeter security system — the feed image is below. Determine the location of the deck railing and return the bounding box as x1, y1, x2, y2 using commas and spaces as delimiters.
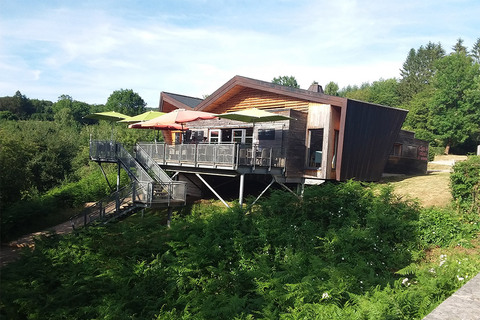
137, 142, 286, 170
89, 140, 187, 206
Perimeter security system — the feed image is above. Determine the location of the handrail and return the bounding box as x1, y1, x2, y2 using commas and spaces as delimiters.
89, 140, 187, 207
69, 184, 136, 228
137, 142, 285, 169
135, 144, 172, 183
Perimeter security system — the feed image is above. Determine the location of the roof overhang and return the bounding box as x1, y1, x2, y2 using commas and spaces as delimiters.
195, 75, 348, 112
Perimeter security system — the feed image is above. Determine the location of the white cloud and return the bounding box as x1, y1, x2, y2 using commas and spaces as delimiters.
1, 0, 479, 106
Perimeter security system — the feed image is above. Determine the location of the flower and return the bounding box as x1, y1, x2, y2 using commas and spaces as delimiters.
322, 292, 329, 299
439, 254, 447, 266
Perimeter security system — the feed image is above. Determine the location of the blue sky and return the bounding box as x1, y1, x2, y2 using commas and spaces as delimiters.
1, 0, 478, 108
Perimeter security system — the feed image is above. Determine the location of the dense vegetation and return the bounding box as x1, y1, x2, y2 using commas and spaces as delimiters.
0, 89, 155, 241
0, 37, 479, 319
1, 178, 479, 319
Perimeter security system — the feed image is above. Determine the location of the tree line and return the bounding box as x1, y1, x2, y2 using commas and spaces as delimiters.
0, 89, 153, 215
274, 38, 480, 154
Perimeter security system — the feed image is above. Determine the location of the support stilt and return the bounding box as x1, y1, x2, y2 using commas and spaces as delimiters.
245, 177, 276, 213
239, 174, 245, 207
277, 181, 302, 200
195, 173, 231, 208
167, 207, 174, 228
97, 162, 114, 192
116, 162, 120, 214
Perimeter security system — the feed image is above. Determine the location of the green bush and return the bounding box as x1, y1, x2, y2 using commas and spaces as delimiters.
418, 207, 478, 247
450, 155, 480, 213
428, 146, 444, 161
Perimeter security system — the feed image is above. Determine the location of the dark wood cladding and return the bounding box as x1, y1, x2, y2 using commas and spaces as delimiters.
339, 100, 407, 181
283, 109, 307, 179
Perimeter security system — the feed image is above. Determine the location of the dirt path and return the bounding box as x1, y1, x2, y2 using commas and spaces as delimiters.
1, 219, 77, 267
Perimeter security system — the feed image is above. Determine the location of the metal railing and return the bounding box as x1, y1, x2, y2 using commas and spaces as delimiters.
70, 184, 139, 228
90, 141, 187, 206
137, 142, 286, 169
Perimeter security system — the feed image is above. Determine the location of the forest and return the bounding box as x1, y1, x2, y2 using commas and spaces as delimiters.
0, 38, 479, 319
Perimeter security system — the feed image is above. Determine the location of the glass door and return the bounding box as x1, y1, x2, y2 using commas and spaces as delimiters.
209, 129, 221, 143
308, 129, 324, 167
232, 129, 245, 143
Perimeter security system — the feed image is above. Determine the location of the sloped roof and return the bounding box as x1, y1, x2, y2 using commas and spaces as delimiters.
159, 92, 203, 111
195, 75, 347, 112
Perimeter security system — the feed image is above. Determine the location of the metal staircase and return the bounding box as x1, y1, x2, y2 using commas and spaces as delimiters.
72, 141, 187, 228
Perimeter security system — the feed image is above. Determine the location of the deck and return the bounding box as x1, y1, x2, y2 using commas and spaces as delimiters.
136, 142, 286, 175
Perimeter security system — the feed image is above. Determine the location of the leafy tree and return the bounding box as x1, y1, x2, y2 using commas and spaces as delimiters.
368, 78, 401, 107
399, 42, 445, 101
105, 89, 146, 116
343, 82, 372, 102
30, 99, 54, 120
271, 75, 300, 88
0, 91, 34, 119
324, 81, 339, 96
429, 52, 480, 154
52, 94, 73, 114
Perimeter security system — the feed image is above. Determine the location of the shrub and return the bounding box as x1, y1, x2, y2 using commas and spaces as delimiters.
450, 155, 480, 213
418, 207, 477, 247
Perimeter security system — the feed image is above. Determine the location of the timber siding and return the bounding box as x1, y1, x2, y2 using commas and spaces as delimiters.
283, 109, 307, 180
207, 87, 311, 114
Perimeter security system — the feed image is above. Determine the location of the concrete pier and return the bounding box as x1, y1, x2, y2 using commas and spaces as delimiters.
423, 272, 480, 320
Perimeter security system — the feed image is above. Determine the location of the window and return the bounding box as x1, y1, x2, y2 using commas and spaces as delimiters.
209, 129, 220, 143
308, 129, 324, 167
392, 144, 402, 157
258, 129, 275, 140
231, 128, 254, 144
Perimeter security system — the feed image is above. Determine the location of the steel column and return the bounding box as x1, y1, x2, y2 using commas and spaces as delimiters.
239, 174, 245, 207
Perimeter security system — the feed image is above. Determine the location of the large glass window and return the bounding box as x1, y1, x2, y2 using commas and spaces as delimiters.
308, 129, 324, 167
231, 128, 253, 144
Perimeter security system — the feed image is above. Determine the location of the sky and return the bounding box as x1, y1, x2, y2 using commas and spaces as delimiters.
1, 0, 479, 108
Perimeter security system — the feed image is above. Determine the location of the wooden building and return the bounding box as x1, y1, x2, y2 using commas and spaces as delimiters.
90, 75, 428, 212
154, 75, 424, 187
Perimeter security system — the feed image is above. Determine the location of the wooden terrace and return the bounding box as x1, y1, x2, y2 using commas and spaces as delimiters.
136, 142, 286, 176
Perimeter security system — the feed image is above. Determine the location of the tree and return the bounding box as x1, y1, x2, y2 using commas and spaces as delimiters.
0, 91, 34, 119
471, 38, 480, 64
429, 52, 480, 154
399, 42, 445, 101
271, 76, 300, 88
452, 38, 467, 55
324, 81, 339, 96
343, 82, 372, 102
105, 89, 146, 116
368, 78, 401, 107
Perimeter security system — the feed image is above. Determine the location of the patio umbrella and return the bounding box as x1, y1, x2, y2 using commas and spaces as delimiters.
215, 107, 292, 141
84, 111, 129, 140
129, 109, 217, 142
117, 111, 165, 124
84, 111, 129, 121
215, 108, 292, 124
133, 108, 217, 128
216, 108, 292, 164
